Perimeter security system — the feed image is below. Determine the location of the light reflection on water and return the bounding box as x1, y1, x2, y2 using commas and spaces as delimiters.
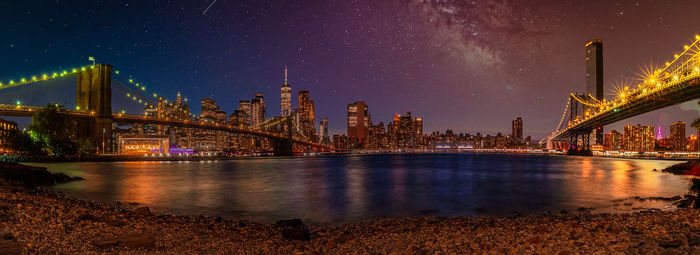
28, 154, 695, 224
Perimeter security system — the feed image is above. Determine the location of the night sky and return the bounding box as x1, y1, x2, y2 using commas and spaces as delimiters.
1, 0, 699, 138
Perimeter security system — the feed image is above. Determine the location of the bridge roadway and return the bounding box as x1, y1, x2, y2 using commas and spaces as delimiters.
551, 74, 700, 141
0, 105, 326, 148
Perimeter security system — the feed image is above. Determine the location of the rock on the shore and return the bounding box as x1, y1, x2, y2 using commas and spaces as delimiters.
0, 232, 23, 255
275, 219, 310, 240
0, 162, 82, 186
662, 159, 700, 176
133, 206, 152, 216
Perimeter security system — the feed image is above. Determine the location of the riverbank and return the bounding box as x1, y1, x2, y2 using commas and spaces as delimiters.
0, 182, 699, 254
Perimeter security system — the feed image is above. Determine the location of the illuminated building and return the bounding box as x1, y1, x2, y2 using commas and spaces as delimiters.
347, 101, 369, 146
319, 117, 330, 146
251, 93, 266, 127
0, 118, 17, 149
200, 97, 217, 122
238, 100, 251, 126
586, 39, 604, 145
143, 107, 158, 135
670, 121, 686, 151
117, 136, 169, 155
656, 126, 663, 140
367, 121, 388, 149
603, 129, 622, 150
512, 117, 523, 143
623, 124, 654, 152
281, 66, 292, 117
332, 134, 356, 150
297, 91, 316, 141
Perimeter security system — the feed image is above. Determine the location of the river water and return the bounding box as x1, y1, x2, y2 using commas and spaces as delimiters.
29, 154, 696, 224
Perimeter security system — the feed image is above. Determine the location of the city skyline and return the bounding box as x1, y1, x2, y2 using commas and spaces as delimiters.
1, 1, 700, 138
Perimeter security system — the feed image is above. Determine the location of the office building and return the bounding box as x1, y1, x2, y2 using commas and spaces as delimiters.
251, 93, 266, 127
623, 124, 654, 152
280, 66, 292, 117
319, 117, 330, 146
347, 101, 369, 146
586, 39, 604, 145
670, 121, 686, 151
512, 117, 523, 142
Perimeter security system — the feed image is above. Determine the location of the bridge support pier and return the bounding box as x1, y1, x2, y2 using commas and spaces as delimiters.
566, 131, 592, 156
272, 139, 293, 156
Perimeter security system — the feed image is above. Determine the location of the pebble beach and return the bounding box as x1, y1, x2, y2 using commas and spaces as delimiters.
1, 180, 699, 254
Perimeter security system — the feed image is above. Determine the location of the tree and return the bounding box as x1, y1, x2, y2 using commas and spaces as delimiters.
27, 104, 78, 155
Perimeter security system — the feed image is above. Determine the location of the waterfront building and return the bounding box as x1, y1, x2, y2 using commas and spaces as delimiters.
512, 117, 523, 143
332, 134, 350, 150
670, 121, 686, 151
250, 94, 266, 127
586, 39, 604, 145
367, 121, 388, 149
347, 101, 369, 146
280, 66, 292, 117
0, 118, 17, 150
116, 135, 169, 155
603, 130, 622, 150
623, 124, 654, 152
319, 117, 330, 146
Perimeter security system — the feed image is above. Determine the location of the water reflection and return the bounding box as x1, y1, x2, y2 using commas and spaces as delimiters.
31, 154, 694, 224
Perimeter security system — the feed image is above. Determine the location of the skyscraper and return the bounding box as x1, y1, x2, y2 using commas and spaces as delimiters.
512, 117, 523, 142
586, 39, 604, 145
238, 100, 251, 126
297, 91, 316, 140
319, 117, 330, 146
200, 97, 217, 122
670, 121, 686, 151
623, 124, 654, 152
280, 66, 292, 117
347, 101, 369, 146
585, 40, 604, 100
251, 93, 266, 127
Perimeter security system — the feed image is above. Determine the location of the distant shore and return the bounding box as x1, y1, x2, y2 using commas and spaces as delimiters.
0, 181, 699, 254
2, 149, 697, 163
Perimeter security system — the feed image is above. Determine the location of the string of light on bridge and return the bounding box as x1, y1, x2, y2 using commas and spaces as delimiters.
112, 70, 197, 119
0, 65, 95, 89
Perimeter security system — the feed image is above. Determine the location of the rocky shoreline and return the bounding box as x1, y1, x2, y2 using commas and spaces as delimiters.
0, 181, 698, 254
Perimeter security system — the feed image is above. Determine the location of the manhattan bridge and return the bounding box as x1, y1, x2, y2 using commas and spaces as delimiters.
0, 64, 328, 156
542, 35, 700, 154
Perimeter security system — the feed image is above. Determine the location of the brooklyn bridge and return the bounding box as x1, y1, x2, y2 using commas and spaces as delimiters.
0, 64, 328, 156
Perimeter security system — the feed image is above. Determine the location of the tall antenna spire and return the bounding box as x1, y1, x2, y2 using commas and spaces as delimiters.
284, 65, 288, 85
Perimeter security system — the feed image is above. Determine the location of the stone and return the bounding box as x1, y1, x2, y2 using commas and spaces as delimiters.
133, 206, 152, 216
657, 239, 683, 249
0, 238, 23, 255
274, 218, 305, 228
92, 238, 119, 247
281, 227, 310, 241
120, 232, 156, 248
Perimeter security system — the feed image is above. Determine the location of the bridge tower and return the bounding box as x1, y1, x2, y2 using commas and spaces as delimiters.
75, 64, 113, 153
271, 115, 294, 156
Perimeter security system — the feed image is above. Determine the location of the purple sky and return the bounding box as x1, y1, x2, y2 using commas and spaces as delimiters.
1, 0, 699, 139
